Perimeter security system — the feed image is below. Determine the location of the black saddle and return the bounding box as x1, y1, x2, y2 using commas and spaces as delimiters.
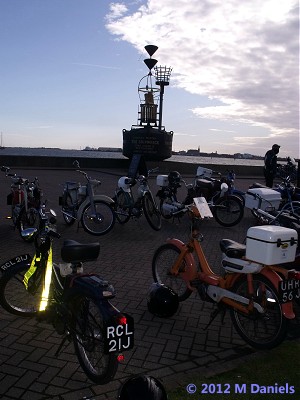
61, 240, 100, 263
219, 239, 246, 259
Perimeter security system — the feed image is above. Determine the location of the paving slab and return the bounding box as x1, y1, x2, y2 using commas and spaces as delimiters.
0, 167, 299, 399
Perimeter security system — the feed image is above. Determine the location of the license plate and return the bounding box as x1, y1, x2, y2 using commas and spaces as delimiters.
279, 279, 300, 303
104, 314, 134, 353
0, 254, 31, 272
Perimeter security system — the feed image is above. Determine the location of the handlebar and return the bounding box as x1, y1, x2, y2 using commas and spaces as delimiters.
73, 160, 101, 186
148, 167, 159, 175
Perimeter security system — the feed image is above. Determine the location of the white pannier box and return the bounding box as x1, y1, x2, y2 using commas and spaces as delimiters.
196, 166, 213, 178
156, 175, 169, 187
245, 188, 282, 210
246, 225, 298, 265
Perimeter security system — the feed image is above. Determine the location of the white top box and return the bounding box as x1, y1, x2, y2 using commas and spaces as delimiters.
196, 166, 213, 178
245, 188, 282, 210
246, 225, 298, 265
156, 175, 169, 187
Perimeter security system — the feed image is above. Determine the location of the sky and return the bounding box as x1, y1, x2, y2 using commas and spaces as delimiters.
0, 0, 299, 159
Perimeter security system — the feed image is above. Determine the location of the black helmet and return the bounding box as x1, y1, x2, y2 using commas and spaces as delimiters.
118, 375, 168, 400
168, 171, 181, 187
147, 283, 179, 318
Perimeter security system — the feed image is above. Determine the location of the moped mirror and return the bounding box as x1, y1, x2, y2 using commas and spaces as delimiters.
220, 182, 228, 192
73, 160, 80, 168
21, 228, 38, 241
49, 209, 57, 224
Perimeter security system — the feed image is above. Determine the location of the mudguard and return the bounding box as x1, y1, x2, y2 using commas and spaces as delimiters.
260, 268, 295, 319
229, 268, 295, 319
64, 273, 119, 320
65, 273, 134, 353
166, 238, 198, 290
77, 195, 115, 219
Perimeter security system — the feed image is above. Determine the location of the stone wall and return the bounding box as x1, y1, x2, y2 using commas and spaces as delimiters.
0, 154, 264, 177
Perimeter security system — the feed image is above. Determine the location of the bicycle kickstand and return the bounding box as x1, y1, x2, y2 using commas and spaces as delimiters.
203, 305, 226, 330
55, 333, 71, 357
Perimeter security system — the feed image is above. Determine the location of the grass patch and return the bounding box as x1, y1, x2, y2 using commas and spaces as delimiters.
168, 341, 300, 400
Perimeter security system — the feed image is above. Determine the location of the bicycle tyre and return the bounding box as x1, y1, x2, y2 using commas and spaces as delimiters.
71, 295, 118, 384
81, 200, 115, 236
213, 195, 244, 227
62, 192, 76, 225
142, 192, 161, 231
230, 274, 287, 349
0, 262, 41, 317
152, 243, 192, 302
159, 199, 172, 219
114, 191, 131, 224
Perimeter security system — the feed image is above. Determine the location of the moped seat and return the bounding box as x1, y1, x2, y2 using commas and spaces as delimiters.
195, 178, 214, 190
61, 240, 100, 263
219, 239, 246, 259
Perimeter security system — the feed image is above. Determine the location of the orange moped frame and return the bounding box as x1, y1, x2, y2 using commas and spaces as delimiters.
166, 238, 295, 319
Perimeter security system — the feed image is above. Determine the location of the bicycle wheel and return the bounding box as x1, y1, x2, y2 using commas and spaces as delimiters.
72, 296, 118, 384
142, 192, 161, 231
0, 262, 41, 317
152, 243, 192, 302
230, 274, 287, 349
114, 191, 131, 224
62, 192, 76, 225
81, 200, 115, 236
18, 207, 40, 241
213, 195, 244, 227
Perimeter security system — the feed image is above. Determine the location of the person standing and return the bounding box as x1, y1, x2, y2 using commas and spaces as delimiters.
264, 144, 280, 187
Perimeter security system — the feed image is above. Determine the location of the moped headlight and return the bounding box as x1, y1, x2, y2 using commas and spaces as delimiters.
221, 183, 228, 192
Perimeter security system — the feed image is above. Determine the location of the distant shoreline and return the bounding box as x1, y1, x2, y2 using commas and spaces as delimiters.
1, 146, 297, 163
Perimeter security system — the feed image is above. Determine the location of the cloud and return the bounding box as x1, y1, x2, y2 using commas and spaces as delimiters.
105, 0, 299, 154
106, 3, 128, 22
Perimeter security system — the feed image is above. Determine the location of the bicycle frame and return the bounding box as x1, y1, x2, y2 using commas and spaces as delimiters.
166, 225, 296, 319
116, 169, 158, 215
61, 168, 114, 221
76, 178, 114, 221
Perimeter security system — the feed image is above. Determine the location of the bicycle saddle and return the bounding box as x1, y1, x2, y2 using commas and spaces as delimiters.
61, 240, 100, 263
219, 239, 246, 259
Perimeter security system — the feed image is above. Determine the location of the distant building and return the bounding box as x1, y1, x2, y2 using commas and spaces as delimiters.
186, 148, 200, 156
83, 146, 122, 152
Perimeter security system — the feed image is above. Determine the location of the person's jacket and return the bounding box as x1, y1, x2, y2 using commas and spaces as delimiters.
264, 149, 277, 175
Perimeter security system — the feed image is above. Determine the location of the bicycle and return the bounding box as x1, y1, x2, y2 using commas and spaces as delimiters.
156, 169, 244, 227
0, 207, 134, 384
114, 167, 161, 231
59, 160, 116, 235
1, 165, 42, 240
152, 201, 300, 349
246, 188, 300, 223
